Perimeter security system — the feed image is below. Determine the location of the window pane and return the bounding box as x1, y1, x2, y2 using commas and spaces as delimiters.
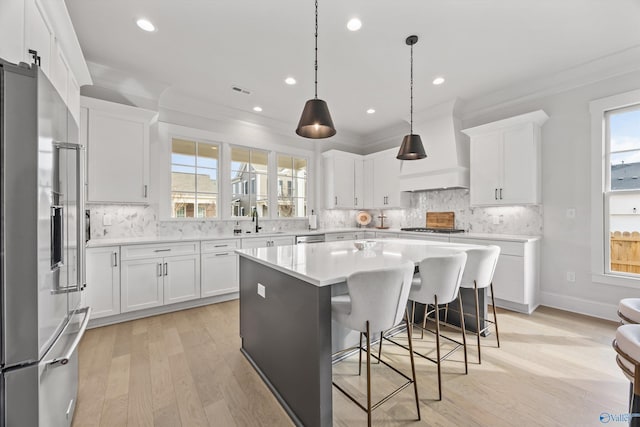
278, 198, 306, 218
294, 177, 307, 198
196, 168, 218, 193
172, 192, 196, 218
611, 151, 640, 190
255, 198, 268, 217
254, 173, 268, 198
609, 193, 640, 274
610, 108, 640, 153
230, 195, 250, 217
197, 143, 218, 169
197, 194, 217, 218
231, 147, 250, 172
277, 176, 293, 197
252, 151, 268, 170
293, 157, 307, 179
277, 155, 293, 175
172, 139, 196, 166
172, 166, 196, 192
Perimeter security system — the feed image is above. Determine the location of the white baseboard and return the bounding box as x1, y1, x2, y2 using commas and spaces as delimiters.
493, 298, 538, 315
88, 292, 239, 329
540, 291, 618, 322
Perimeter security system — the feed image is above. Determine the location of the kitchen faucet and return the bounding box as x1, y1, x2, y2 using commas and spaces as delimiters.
252, 207, 261, 233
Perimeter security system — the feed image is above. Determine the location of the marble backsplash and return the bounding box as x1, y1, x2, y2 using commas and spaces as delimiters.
88, 204, 308, 240
88, 189, 542, 240
319, 188, 543, 235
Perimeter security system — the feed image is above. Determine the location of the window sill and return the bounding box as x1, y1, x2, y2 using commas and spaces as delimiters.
591, 273, 640, 289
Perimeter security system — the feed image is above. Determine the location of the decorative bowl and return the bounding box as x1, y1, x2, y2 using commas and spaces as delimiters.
354, 240, 377, 250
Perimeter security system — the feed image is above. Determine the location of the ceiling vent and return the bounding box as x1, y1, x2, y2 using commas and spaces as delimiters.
231, 86, 251, 95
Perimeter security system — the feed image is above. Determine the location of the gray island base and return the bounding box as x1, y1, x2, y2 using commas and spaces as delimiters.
237, 238, 488, 426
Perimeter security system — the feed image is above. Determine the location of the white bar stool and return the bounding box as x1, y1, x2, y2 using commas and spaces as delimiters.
331, 261, 420, 427
619, 298, 640, 324
406, 252, 468, 401
458, 245, 501, 364
613, 324, 640, 416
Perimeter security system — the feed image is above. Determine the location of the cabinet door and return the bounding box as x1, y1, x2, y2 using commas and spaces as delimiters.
49, 40, 68, 104
354, 159, 364, 209
201, 252, 238, 297
381, 153, 402, 207
121, 258, 163, 313
85, 247, 120, 319
363, 158, 374, 208
470, 132, 503, 206
0, 0, 25, 64
87, 110, 148, 203
332, 155, 355, 208
24, 0, 52, 75
163, 254, 201, 305
502, 123, 538, 204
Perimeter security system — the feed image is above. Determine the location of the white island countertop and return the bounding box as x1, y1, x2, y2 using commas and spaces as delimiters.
235, 238, 486, 287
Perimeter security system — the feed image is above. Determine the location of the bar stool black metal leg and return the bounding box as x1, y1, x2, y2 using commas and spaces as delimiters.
490, 282, 500, 347
458, 291, 468, 375
474, 281, 482, 364
366, 321, 372, 427
405, 308, 421, 420
359, 332, 363, 376
434, 296, 442, 401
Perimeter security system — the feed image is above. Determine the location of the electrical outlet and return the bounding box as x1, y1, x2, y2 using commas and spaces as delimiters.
566, 271, 576, 283
103, 214, 112, 226
257, 283, 266, 298
566, 208, 576, 219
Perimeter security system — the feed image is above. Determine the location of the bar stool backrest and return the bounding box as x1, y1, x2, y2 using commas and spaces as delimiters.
412, 252, 468, 305
459, 246, 501, 289
342, 261, 415, 333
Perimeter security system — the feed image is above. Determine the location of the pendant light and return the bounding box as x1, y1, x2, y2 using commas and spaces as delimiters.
295, 0, 336, 139
397, 35, 427, 160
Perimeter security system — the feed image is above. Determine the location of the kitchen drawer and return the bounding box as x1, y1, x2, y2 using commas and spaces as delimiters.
326, 232, 357, 242
201, 239, 239, 254
449, 237, 523, 257
121, 241, 200, 260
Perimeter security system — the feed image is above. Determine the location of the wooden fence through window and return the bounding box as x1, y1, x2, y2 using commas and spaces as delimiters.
611, 231, 640, 273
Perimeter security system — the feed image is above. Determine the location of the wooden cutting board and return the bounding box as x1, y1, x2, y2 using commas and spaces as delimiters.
426, 212, 455, 229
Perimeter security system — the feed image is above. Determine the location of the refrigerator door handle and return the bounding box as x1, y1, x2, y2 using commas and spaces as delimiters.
47, 306, 91, 367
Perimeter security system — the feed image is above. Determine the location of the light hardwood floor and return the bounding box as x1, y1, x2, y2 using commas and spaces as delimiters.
73, 301, 628, 427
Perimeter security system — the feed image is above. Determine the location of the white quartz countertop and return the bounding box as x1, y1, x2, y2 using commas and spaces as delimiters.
86, 228, 540, 248
236, 238, 487, 287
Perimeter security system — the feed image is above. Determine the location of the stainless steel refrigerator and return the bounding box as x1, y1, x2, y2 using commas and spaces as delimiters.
1, 59, 91, 426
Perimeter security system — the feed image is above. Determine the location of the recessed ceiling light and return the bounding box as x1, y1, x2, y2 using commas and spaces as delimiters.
366, 108, 376, 114
136, 18, 156, 32
347, 18, 362, 31
253, 106, 263, 112
285, 77, 297, 85
432, 76, 445, 85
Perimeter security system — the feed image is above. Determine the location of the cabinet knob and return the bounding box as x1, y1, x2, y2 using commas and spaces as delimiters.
495, 189, 498, 200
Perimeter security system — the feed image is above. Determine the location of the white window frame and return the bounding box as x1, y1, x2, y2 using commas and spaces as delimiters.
276, 152, 309, 219
229, 145, 270, 219
590, 89, 640, 287
169, 137, 220, 220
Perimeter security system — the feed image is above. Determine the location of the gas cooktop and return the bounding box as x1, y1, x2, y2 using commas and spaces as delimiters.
400, 227, 466, 234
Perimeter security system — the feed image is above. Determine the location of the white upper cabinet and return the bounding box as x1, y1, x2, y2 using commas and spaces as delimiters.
82, 97, 157, 204
367, 147, 405, 209
24, 0, 52, 75
323, 150, 363, 209
463, 110, 548, 206
0, 0, 26, 65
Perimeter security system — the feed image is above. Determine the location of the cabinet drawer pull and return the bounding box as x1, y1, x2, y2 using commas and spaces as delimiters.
335, 196, 338, 206
355, 197, 358, 206
336, 236, 344, 240
499, 188, 503, 200
144, 185, 148, 198
157, 263, 162, 277
113, 252, 118, 267
154, 249, 171, 252
215, 252, 230, 256
495, 188, 498, 200
163, 262, 168, 276
214, 244, 229, 248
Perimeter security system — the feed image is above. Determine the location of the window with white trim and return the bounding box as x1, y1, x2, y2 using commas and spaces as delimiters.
276, 154, 307, 218
230, 147, 269, 218
170, 138, 219, 218
606, 105, 640, 276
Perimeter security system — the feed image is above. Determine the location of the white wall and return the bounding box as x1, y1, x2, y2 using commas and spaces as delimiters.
461, 69, 640, 321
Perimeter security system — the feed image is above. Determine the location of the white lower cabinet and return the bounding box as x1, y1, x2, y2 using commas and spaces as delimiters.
201, 240, 239, 297
120, 257, 164, 313
85, 246, 120, 319
120, 242, 200, 313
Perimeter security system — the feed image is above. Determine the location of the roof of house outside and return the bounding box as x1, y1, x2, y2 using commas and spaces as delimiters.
612, 162, 640, 190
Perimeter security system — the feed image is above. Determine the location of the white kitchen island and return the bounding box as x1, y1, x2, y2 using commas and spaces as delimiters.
236, 238, 486, 427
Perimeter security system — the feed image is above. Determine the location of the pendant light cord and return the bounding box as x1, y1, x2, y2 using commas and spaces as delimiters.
410, 41, 414, 135
314, 0, 318, 99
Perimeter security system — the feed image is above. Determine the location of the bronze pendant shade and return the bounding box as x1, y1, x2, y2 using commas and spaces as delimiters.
295, 0, 336, 139
397, 35, 427, 160
296, 99, 336, 139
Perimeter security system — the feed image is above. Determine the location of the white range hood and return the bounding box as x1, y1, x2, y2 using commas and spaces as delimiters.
399, 99, 469, 191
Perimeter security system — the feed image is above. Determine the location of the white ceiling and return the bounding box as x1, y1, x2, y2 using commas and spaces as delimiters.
65, 0, 640, 137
